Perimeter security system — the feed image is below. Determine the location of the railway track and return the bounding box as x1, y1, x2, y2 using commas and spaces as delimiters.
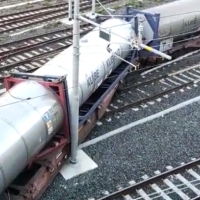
105, 63, 200, 116
0, 22, 94, 71
97, 158, 200, 200
0, 24, 95, 95
0, 20, 95, 58
0, 0, 115, 93
0, 1, 87, 34
0, 0, 115, 34
0, 3, 68, 24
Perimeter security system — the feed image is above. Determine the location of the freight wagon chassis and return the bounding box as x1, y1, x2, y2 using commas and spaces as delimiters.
1, 51, 136, 200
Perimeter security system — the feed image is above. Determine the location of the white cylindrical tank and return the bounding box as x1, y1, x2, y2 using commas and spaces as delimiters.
0, 18, 134, 194
0, 81, 64, 194
33, 18, 135, 107
131, 0, 200, 43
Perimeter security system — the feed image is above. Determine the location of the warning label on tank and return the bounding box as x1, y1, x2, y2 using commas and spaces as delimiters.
46, 120, 53, 135
43, 111, 53, 135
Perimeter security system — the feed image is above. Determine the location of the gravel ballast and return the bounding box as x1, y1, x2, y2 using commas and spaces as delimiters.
38, 0, 200, 199
0, 0, 177, 43
2, 0, 197, 199
84, 52, 200, 142
40, 97, 200, 200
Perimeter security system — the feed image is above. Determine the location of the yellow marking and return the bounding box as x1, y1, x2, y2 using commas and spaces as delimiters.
145, 46, 152, 52
79, 126, 83, 131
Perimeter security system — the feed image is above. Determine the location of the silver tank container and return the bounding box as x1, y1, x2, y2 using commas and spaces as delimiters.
130, 0, 200, 43
0, 80, 64, 194
0, 18, 135, 194
33, 18, 135, 107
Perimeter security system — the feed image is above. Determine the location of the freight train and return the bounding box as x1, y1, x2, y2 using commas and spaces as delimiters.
1, 0, 200, 199
126, 0, 200, 61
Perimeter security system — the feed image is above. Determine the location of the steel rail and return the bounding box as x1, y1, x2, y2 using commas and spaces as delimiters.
105, 80, 195, 115
0, 0, 115, 34
0, 24, 92, 59
98, 158, 200, 200
0, 2, 68, 24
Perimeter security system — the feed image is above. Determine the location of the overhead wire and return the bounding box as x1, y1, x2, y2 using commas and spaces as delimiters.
0, 1, 200, 197
0, 2, 198, 55
1, 1, 200, 106
0, 4, 199, 57
1, 49, 200, 108
69, 14, 200, 45
0, 9, 199, 57
95, 0, 114, 18
0, 5, 199, 42
73, 33, 200, 54
3, 189, 10, 200
1, 26, 200, 102
95, 10, 200, 19
0, 15, 200, 68
0, 26, 199, 63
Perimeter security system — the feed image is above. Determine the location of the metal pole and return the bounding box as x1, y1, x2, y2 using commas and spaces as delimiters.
139, 43, 172, 60
92, 0, 95, 15
70, 0, 80, 164
68, 0, 72, 20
